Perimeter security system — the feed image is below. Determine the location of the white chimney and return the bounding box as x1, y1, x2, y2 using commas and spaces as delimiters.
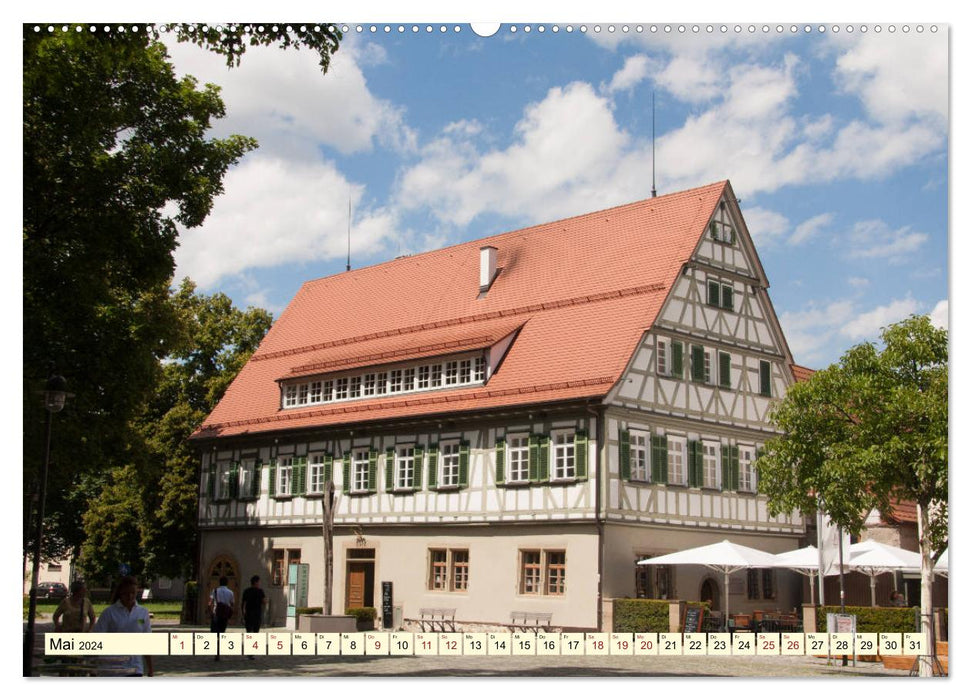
479, 246, 498, 293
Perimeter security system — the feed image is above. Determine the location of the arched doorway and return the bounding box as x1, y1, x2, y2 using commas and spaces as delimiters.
700, 577, 720, 610
205, 554, 241, 623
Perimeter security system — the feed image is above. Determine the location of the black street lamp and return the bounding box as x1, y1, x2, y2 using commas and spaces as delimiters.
23, 373, 69, 677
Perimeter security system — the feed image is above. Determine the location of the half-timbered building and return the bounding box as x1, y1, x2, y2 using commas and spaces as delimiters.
191, 180, 807, 629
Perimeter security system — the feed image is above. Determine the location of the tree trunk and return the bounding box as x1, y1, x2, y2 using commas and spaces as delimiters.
917, 501, 934, 677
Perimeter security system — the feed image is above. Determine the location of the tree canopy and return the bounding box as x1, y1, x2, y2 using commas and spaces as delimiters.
23, 24, 339, 565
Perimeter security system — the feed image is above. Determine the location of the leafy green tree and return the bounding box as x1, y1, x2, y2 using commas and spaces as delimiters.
758, 315, 947, 676
79, 281, 273, 580
23, 23, 339, 561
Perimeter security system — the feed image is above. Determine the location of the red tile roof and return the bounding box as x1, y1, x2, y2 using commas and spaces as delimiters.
194, 181, 730, 440
881, 499, 918, 524
791, 364, 816, 383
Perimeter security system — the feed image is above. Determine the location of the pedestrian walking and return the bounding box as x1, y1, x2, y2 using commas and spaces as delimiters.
208, 576, 235, 660
53, 580, 96, 633
92, 576, 153, 676
241, 575, 267, 659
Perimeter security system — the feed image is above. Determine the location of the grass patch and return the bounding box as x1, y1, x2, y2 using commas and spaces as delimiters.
23, 597, 182, 621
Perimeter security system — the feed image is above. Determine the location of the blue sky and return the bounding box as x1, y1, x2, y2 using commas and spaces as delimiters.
155, 13, 950, 369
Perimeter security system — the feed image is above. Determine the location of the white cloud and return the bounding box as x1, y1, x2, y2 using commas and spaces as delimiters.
742, 206, 789, 246
655, 54, 724, 102
840, 297, 920, 340
832, 31, 948, 126
929, 299, 948, 330
605, 54, 653, 94
165, 37, 416, 159
847, 277, 870, 289
789, 212, 833, 246
395, 82, 632, 227
174, 155, 395, 288
845, 219, 929, 262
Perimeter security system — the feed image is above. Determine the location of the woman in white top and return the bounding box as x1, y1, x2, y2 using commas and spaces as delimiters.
92, 576, 154, 676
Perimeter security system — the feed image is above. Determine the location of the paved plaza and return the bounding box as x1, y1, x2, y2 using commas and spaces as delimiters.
26, 618, 922, 678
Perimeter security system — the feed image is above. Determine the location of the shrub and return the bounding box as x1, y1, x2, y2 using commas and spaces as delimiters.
296, 607, 323, 617
613, 599, 670, 633
815, 606, 939, 633
345, 606, 377, 622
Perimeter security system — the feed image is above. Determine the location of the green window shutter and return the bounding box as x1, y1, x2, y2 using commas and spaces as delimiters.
385, 447, 395, 492
575, 430, 588, 481
528, 435, 540, 483
709, 221, 718, 239
538, 435, 550, 482
731, 446, 740, 491
719, 351, 732, 388
414, 446, 424, 490
458, 441, 470, 488
368, 450, 378, 494
687, 441, 699, 487
297, 457, 308, 496
495, 437, 506, 486
206, 462, 216, 499
341, 454, 351, 495
754, 447, 763, 491
729, 227, 736, 244
323, 454, 333, 485
619, 429, 631, 481
268, 460, 277, 497
427, 444, 439, 490
721, 446, 731, 491
228, 462, 239, 499
671, 341, 684, 378
651, 436, 667, 483
707, 280, 720, 307
691, 345, 705, 382
760, 360, 772, 397
722, 284, 734, 311
252, 460, 262, 498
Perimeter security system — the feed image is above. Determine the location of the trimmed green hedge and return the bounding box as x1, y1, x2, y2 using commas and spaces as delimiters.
613, 599, 670, 633
816, 606, 925, 633
345, 606, 377, 622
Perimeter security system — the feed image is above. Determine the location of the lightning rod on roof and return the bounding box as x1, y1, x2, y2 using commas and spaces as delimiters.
651, 91, 658, 199
346, 196, 351, 272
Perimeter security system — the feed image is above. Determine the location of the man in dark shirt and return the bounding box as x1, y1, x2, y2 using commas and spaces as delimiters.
242, 574, 267, 658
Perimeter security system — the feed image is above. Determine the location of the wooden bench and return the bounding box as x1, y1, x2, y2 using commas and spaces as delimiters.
509, 611, 553, 632
415, 607, 457, 632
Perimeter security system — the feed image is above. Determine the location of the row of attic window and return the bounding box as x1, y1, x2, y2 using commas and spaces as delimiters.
656, 337, 772, 396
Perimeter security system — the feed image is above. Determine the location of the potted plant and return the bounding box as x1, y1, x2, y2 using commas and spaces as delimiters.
345, 606, 377, 631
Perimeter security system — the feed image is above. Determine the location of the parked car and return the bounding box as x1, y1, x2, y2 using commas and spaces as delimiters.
33, 582, 68, 600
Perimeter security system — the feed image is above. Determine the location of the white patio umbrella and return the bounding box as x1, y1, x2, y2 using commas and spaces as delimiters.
847, 541, 923, 606
637, 540, 777, 629
773, 545, 826, 605
934, 548, 948, 578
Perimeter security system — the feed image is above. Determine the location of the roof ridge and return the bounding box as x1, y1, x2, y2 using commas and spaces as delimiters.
295, 180, 729, 287
253, 281, 668, 362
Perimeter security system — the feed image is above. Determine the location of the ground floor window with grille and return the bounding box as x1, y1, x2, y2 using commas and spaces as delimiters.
746, 568, 775, 600
519, 549, 566, 596
635, 561, 674, 599
427, 548, 469, 592
271, 548, 302, 587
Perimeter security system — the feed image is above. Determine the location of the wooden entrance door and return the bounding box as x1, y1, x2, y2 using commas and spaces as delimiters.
346, 563, 368, 609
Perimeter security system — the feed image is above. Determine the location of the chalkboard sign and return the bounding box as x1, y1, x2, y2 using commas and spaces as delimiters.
682, 604, 706, 633
381, 581, 393, 629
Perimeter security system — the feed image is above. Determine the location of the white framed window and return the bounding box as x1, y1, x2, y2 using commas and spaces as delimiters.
506, 433, 530, 483
551, 429, 576, 480
308, 453, 326, 494
239, 458, 258, 498
403, 368, 416, 391
349, 376, 361, 398
430, 363, 443, 388
459, 359, 472, 384
363, 373, 376, 396
473, 356, 486, 382
657, 338, 668, 375
309, 381, 322, 403
519, 549, 566, 596
335, 377, 349, 400
297, 383, 309, 405
283, 384, 298, 407
352, 449, 370, 492
630, 429, 650, 482
739, 445, 756, 492
444, 361, 459, 386
702, 441, 720, 489
375, 372, 388, 395
215, 461, 233, 500
417, 365, 430, 389
323, 380, 334, 401
704, 349, 712, 384
390, 369, 403, 393
395, 445, 416, 490
666, 436, 687, 485
277, 456, 294, 496
439, 441, 460, 487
